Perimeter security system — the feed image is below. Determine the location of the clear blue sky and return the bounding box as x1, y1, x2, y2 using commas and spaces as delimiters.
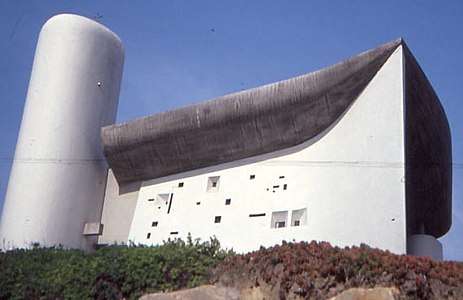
0, 1, 462, 260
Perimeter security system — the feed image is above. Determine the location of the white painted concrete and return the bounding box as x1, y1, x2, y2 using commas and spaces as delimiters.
98, 170, 139, 245
407, 234, 443, 260
0, 14, 124, 250
125, 47, 406, 254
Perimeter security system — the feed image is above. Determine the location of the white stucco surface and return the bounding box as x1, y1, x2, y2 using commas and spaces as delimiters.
125, 47, 406, 254
0, 14, 124, 250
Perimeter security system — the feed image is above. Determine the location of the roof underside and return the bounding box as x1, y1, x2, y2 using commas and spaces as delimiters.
102, 38, 402, 186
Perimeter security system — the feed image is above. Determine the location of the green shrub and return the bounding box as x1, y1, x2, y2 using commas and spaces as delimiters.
0, 235, 233, 300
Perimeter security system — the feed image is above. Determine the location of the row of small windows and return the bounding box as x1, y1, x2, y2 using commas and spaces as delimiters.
148, 173, 288, 198
211, 208, 306, 228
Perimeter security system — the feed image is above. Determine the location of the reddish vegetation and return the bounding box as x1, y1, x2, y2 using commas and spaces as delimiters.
212, 241, 463, 299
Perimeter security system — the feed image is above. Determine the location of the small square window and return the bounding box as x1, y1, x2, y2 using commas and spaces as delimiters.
225, 199, 231, 205
275, 221, 286, 228
214, 216, 222, 223
146, 233, 151, 239
178, 182, 184, 188
293, 220, 300, 226
152, 221, 158, 227
207, 176, 220, 192
250, 175, 255, 180
271, 211, 288, 228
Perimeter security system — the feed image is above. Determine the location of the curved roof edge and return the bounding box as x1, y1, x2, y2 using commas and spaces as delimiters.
102, 38, 402, 185
403, 43, 452, 238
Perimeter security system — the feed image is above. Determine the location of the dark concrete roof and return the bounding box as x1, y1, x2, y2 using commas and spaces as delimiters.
102, 38, 402, 185
403, 44, 452, 238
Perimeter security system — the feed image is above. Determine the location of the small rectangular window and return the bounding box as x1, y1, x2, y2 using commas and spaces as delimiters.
196, 202, 201, 205
146, 233, 151, 239
170, 231, 178, 235
152, 221, 158, 227
225, 199, 231, 205
214, 216, 222, 223
283, 184, 287, 190
291, 208, 307, 227
279, 176, 285, 179
271, 211, 288, 228
275, 221, 286, 228
249, 213, 266, 217
273, 185, 279, 189
250, 175, 255, 180
207, 176, 220, 192
178, 182, 184, 187
148, 198, 154, 202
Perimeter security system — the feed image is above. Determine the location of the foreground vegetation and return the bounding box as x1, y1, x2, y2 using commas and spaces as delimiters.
0, 236, 232, 300
213, 241, 463, 299
1, 238, 462, 299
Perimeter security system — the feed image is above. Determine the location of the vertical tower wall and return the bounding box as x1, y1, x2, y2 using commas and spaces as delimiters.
0, 14, 124, 250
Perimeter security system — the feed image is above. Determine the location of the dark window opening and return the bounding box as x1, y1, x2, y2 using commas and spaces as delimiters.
273, 185, 279, 189
225, 199, 231, 205
212, 182, 217, 188
249, 213, 266, 217
196, 202, 201, 205
170, 231, 178, 235
148, 198, 154, 202
214, 216, 222, 223
146, 233, 151, 239
283, 184, 287, 190
275, 221, 286, 228
167, 194, 174, 214
279, 176, 285, 179
152, 221, 158, 227
250, 175, 255, 180
178, 182, 184, 187
293, 220, 300, 226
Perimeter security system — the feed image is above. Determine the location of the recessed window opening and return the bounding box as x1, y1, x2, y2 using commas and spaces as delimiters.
225, 199, 231, 205
271, 211, 288, 228
167, 194, 174, 214
207, 176, 220, 192
214, 216, 222, 223
196, 202, 201, 205
249, 213, 266, 217
148, 198, 154, 202
178, 182, 184, 187
273, 185, 279, 189
170, 231, 178, 235
291, 208, 307, 227
279, 176, 285, 179
283, 184, 288, 190
152, 221, 158, 227
275, 221, 286, 228
146, 233, 151, 239
155, 193, 170, 206
250, 174, 255, 180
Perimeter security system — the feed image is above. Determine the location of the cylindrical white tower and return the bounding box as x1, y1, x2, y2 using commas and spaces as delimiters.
0, 14, 124, 250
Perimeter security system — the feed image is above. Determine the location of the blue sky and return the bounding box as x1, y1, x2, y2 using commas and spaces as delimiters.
0, 1, 462, 260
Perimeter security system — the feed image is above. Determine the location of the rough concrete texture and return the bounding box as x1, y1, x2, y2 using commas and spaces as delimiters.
102, 39, 401, 186
403, 44, 452, 238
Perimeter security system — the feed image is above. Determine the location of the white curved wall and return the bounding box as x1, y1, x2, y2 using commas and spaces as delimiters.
124, 46, 406, 254
0, 14, 124, 250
